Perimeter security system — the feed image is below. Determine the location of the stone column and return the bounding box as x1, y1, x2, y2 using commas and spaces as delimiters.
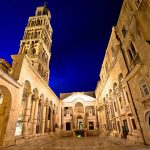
50, 107, 53, 132
121, 89, 132, 134
30, 100, 35, 133
32, 98, 39, 134
62, 107, 64, 130
95, 106, 98, 129
41, 103, 46, 133
22, 92, 32, 135
53, 108, 56, 132
84, 106, 86, 129
72, 106, 75, 129
58, 103, 62, 130
114, 94, 123, 135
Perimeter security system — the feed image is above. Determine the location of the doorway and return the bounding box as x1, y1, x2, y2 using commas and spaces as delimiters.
123, 120, 129, 133
77, 116, 83, 130
66, 122, 71, 130
89, 122, 94, 130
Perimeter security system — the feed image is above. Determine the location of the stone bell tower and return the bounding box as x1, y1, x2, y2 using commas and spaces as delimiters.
18, 4, 52, 83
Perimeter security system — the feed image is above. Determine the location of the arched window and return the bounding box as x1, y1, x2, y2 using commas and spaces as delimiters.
145, 111, 150, 128
38, 64, 41, 73
0, 90, 3, 106
103, 98, 106, 103
113, 82, 118, 94
37, 19, 40, 25
119, 97, 123, 109
34, 31, 37, 38
114, 102, 117, 112
42, 51, 45, 60
32, 49, 36, 55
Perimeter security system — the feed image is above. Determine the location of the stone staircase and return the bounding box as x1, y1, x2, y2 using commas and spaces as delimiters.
0, 132, 61, 150
105, 135, 135, 146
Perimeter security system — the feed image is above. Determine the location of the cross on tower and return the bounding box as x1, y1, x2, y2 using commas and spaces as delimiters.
44, 0, 47, 7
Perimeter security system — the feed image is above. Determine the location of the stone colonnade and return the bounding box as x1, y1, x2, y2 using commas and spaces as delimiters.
19, 89, 56, 136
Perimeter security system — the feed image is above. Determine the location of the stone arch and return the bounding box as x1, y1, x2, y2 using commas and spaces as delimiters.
74, 102, 84, 115
75, 102, 83, 107
0, 85, 12, 145
77, 115, 83, 119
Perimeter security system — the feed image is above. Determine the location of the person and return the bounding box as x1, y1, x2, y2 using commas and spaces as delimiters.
121, 126, 128, 138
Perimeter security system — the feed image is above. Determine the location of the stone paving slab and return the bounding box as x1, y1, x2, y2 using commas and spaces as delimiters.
1, 136, 150, 150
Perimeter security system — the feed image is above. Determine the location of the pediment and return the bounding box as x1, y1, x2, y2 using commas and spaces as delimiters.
62, 92, 96, 103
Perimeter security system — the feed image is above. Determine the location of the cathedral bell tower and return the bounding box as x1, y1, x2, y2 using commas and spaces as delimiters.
17, 4, 52, 83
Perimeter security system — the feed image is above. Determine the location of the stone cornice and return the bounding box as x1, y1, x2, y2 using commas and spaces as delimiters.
23, 55, 59, 102
0, 58, 11, 68
0, 69, 22, 88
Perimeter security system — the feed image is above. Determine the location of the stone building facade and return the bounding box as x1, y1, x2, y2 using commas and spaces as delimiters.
0, 5, 60, 146
59, 92, 99, 136
0, 0, 150, 147
96, 0, 150, 145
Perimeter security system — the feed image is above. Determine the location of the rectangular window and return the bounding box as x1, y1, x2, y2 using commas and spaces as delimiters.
131, 119, 137, 130
139, 79, 150, 97
122, 26, 127, 37
143, 84, 149, 95
117, 121, 121, 132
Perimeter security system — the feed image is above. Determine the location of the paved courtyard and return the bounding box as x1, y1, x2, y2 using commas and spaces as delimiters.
2, 136, 150, 150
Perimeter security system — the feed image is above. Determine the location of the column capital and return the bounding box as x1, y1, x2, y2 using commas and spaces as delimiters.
32, 96, 39, 102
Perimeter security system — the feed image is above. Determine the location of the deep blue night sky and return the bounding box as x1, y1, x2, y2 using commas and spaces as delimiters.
0, 0, 123, 97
